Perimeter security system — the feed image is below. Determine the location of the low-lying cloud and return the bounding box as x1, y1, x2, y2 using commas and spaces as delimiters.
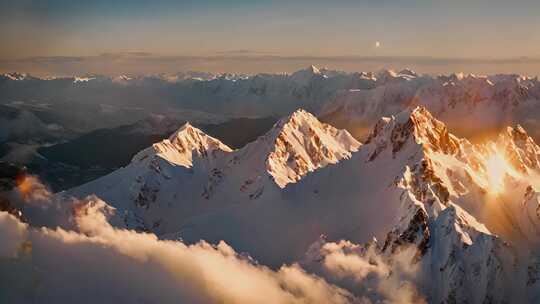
0, 175, 426, 303
303, 239, 425, 304
0, 201, 353, 303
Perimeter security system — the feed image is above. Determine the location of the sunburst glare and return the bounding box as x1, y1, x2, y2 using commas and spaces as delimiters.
485, 152, 510, 194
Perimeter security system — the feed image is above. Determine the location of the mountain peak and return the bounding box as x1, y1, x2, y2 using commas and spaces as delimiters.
496, 124, 540, 173
292, 65, 320, 75
307, 65, 320, 74
260, 109, 360, 187
275, 108, 317, 128
228, 109, 360, 193
132, 123, 232, 167
290, 65, 323, 84
365, 107, 461, 160
168, 122, 195, 140
196, 109, 361, 200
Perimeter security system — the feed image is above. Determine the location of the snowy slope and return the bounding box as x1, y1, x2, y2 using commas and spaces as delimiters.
300, 107, 540, 303
66, 123, 232, 232
167, 108, 445, 265
172, 104, 540, 298
201, 109, 360, 201
66, 109, 360, 235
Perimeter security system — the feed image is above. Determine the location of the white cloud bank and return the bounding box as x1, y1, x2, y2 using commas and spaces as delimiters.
0, 197, 355, 304
0, 176, 425, 303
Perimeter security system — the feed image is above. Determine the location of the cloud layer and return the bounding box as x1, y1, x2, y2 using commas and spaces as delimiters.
0, 175, 427, 303
0, 201, 354, 303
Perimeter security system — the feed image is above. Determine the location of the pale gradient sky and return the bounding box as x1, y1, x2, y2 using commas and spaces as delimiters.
1, 0, 539, 75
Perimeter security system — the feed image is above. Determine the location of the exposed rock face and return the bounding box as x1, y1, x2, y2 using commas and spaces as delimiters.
254, 109, 360, 188
365, 107, 461, 159
132, 122, 233, 168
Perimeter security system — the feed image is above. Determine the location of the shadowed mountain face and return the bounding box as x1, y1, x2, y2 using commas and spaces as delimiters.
34, 116, 277, 191
38, 116, 277, 169
38, 129, 166, 170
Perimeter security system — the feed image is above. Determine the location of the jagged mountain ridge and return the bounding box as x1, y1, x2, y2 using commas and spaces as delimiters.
320, 71, 540, 141
62, 106, 540, 302
67, 109, 360, 234
300, 107, 540, 302
176, 107, 540, 302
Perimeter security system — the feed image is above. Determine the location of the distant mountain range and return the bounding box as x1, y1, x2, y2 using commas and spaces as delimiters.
3, 66, 540, 143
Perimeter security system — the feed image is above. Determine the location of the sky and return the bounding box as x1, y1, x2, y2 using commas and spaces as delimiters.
1, 0, 539, 75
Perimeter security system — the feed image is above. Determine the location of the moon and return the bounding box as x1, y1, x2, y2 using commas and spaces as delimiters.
375, 41, 381, 48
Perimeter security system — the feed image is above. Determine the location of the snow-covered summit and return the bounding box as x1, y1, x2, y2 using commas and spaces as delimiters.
229, 109, 360, 188
132, 122, 232, 168
365, 106, 461, 159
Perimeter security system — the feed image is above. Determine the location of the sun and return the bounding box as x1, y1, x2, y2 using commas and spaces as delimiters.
485, 152, 509, 194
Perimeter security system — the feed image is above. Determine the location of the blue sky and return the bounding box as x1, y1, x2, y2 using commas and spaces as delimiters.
0, 0, 539, 75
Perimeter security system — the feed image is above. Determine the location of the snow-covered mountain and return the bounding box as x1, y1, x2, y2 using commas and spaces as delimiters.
5, 68, 540, 140
320, 71, 540, 141
67, 109, 360, 234
17, 106, 540, 302
0, 67, 376, 117
301, 107, 540, 303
